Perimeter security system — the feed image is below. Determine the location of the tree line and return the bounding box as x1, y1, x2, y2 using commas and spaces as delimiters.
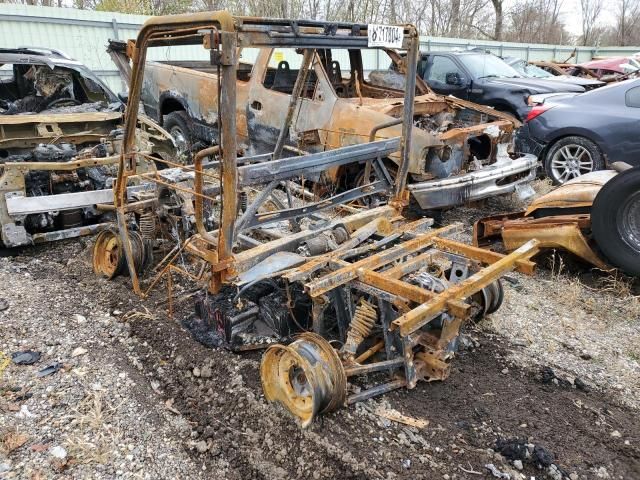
8, 0, 640, 47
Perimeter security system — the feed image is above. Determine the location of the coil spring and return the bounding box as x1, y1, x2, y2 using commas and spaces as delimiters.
139, 212, 156, 240
239, 191, 248, 212
344, 299, 377, 355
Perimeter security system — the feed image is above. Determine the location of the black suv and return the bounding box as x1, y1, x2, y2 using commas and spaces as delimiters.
416, 51, 585, 120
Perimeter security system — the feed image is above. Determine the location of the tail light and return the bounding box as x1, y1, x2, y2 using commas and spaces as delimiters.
525, 105, 553, 122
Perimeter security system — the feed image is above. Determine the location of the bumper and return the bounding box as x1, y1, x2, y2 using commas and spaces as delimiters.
515, 125, 546, 157
408, 153, 538, 210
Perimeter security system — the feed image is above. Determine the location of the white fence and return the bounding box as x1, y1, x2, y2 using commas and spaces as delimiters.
1, 4, 640, 93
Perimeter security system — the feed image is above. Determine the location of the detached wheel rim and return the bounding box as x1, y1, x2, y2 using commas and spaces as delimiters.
551, 144, 593, 183
93, 230, 124, 279
261, 333, 346, 427
618, 190, 640, 254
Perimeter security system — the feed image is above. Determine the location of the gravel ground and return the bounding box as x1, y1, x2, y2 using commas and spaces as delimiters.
0, 185, 639, 479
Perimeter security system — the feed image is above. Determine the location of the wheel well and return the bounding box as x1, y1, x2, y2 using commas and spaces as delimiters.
160, 98, 185, 123
492, 103, 519, 118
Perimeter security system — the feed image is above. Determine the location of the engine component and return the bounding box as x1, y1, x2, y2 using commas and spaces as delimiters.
261, 332, 346, 428
409, 271, 447, 292
297, 226, 349, 257
59, 209, 83, 229
342, 298, 377, 357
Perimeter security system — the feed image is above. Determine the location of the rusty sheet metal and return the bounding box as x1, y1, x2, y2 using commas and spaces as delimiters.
500, 219, 610, 270
525, 170, 618, 215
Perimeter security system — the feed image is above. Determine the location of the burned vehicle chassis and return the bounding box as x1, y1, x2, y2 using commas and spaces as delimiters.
0, 48, 174, 247
98, 12, 540, 426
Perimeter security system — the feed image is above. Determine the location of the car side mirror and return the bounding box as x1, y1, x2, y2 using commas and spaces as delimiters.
118, 91, 129, 104
445, 72, 464, 86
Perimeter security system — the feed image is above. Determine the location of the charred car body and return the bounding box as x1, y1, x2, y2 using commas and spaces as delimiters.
123, 40, 538, 211
95, 12, 540, 427
0, 47, 174, 247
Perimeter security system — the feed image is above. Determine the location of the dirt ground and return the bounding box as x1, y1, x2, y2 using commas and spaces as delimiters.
1, 193, 639, 479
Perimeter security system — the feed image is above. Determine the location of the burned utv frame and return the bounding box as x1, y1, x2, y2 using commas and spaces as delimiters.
100, 12, 540, 426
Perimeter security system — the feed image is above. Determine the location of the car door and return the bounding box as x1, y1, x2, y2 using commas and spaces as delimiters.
422, 54, 470, 100
246, 48, 336, 155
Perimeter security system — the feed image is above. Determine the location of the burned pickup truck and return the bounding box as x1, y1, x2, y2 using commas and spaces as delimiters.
0, 47, 174, 247
120, 40, 537, 210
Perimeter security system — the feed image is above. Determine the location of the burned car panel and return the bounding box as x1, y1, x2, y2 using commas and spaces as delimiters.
0, 48, 174, 247
134, 42, 537, 210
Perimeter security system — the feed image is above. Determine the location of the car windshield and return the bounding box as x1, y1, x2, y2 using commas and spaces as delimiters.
460, 54, 522, 79
510, 59, 553, 78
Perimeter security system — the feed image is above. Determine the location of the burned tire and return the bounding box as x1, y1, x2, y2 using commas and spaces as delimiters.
163, 111, 195, 157
591, 167, 640, 276
544, 136, 604, 185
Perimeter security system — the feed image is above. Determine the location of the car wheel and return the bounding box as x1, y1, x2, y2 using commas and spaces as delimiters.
591, 167, 640, 276
163, 111, 194, 157
544, 136, 604, 185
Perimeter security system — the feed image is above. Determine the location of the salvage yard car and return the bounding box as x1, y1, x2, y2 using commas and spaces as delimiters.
517, 78, 640, 184
408, 51, 584, 121
119, 42, 538, 211
503, 56, 604, 90
0, 47, 174, 247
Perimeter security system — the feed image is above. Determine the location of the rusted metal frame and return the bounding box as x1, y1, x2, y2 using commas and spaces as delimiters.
346, 379, 407, 405
393, 32, 419, 199
238, 138, 400, 186
392, 239, 541, 337
236, 180, 280, 231
377, 299, 401, 364
306, 238, 436, 298
193, 145, 221, 245
354, 340, 385, 364
305, 224, 460, 298
401, 335, 419, 388
263, 191, 326, 225
364, 118, 403, 191
268, 47, 313, 233
244, 180, 389, 229
356, 268, 470, 319
233, 205, 396, 274
431, 236, 536, 275
215, 30, 238, 286
338, 217, 434, 260
344, 357, 405, 377
115, 15, 234, 294
382, 249, 436, 279
138, 151, 220, 181
141, 237, 197, 298
273, 48, 314, 159
141, 174, 218, 203
5, 155, 120, 172
169, 263, 202, 283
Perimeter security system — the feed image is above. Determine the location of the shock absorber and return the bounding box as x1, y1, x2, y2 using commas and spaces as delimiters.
138, 211, 156, 240
342, 299, 377, 358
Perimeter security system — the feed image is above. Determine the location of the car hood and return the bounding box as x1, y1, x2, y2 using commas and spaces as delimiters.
483, 77, 585, 93
548, 75, 604, 87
